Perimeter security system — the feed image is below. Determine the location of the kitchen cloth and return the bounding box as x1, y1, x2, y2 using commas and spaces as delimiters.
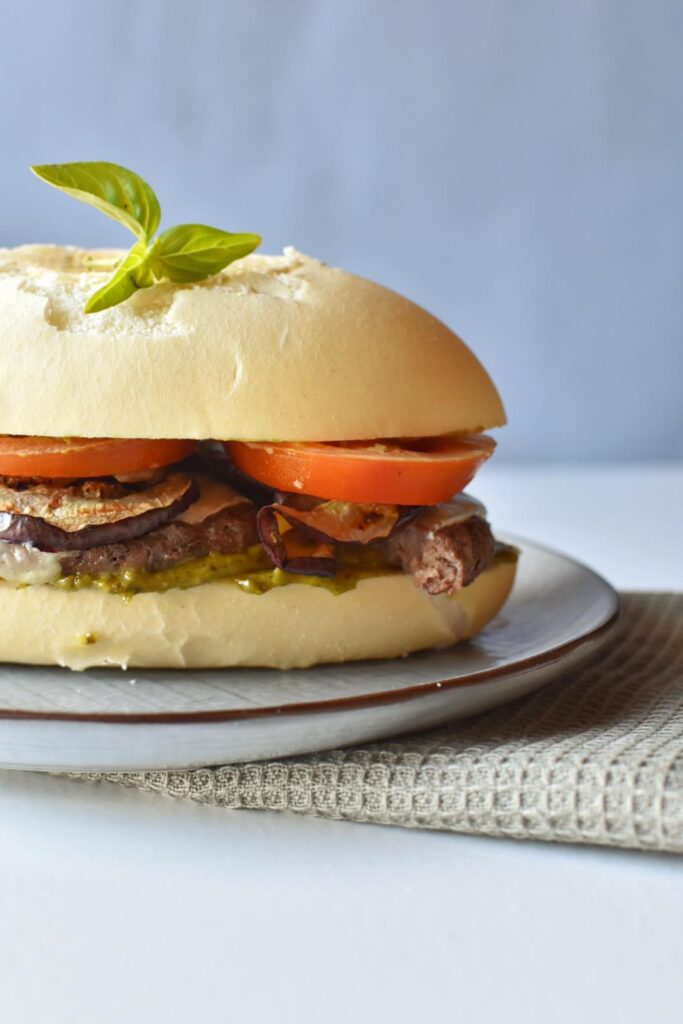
73, 592, 683, 853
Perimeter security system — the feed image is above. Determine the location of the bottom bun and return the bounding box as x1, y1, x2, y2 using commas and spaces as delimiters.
0, 558, 516, 671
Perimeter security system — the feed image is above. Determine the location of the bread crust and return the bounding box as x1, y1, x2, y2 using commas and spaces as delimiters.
0, 245, 505, 441
0, 559, 516, 670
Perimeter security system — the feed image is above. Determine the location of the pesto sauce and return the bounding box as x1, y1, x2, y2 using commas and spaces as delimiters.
494, 542, 520, 565
54, 544, 397, 598
53, 542, 517, 599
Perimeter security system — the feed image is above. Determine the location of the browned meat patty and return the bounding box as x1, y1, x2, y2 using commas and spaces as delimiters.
386, 514, 495, 596
56, 487, 493, 595
58, 502, 259, 576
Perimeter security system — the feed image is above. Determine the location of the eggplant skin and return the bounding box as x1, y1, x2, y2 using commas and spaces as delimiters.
255, 499, 421, 578
0, 478, 199, 552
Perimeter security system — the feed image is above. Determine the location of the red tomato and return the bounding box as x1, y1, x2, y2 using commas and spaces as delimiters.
227, 434, 495, 505
0, 436, 196, 479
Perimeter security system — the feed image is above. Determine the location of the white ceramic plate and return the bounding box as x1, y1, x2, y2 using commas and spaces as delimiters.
0, 536, 618, 772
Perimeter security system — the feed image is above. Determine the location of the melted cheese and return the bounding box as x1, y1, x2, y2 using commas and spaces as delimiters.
175, 474, 248, 525
0, 541, 63, 585
417, 493, 487, 538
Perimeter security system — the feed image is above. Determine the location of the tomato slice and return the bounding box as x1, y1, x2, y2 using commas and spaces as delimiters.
0, 436, 197, 479
227, 434, 495, 505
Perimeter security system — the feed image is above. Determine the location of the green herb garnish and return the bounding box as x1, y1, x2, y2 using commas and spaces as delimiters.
30, 161, 261, 313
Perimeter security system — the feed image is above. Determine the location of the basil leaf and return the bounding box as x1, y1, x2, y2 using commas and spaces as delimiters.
84, 241, 150, 314
31, 162, 161, 241
31, 162, 261, 312
147, 224, 261, 283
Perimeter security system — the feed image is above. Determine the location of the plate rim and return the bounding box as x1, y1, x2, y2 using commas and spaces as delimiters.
0, 535, 619, 725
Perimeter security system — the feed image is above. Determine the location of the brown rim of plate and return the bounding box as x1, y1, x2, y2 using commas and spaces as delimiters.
0, 601, 620, 725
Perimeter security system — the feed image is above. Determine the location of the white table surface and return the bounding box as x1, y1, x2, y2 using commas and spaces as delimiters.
1, 463, 681, 1024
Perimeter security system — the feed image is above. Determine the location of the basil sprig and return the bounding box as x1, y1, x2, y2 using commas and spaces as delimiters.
31, 162, 261, 313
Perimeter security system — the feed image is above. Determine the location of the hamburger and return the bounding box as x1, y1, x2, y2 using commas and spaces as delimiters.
0, 235, 515, 670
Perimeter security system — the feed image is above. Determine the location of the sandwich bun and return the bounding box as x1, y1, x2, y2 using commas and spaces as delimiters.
0, 244, 504, 442
0, 558, 516, 671
0, 243, 512, 671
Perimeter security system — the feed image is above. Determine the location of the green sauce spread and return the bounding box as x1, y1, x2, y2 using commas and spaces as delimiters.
494, 542, 519, 565
52, 541, 517, 600
54, 544, 398, 598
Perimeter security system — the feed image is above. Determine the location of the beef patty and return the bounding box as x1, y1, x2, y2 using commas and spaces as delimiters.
58, 502, 259, 576
386, 514, 495, 596
58, 494, 495, 597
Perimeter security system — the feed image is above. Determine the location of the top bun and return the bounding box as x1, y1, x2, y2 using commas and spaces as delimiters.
0, 244, 504, 441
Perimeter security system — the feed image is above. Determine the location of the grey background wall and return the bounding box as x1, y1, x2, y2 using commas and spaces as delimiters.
1, 1, 681, 461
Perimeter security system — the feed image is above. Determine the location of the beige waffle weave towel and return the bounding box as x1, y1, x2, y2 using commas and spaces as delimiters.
76, 593, 683, 853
